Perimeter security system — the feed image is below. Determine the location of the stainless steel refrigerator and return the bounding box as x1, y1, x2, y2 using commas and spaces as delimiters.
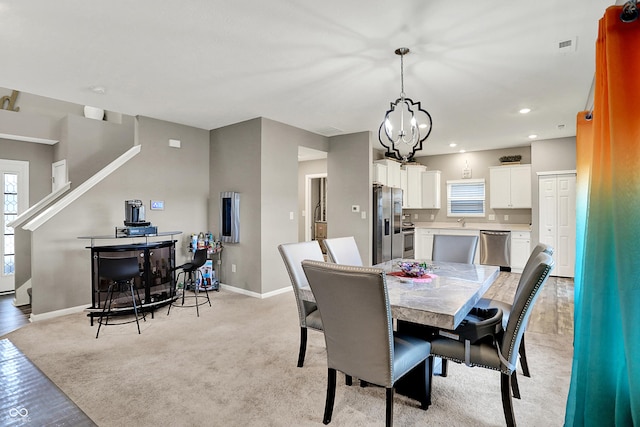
373, 185, 404, 264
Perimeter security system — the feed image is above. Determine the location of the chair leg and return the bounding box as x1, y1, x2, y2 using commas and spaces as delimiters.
323, 368, 337, 425
96, 284, 115, 339
511, 371, 521, 399
345, 375, 352, 386
440, 358, 448, 377
134, 287, 146, 322
501, 373, 516, 427
193, 271, 200, 317
428, 356, 433, 407
385, 387, 394, 427
297, 327, 307, 367
129, 282, 142, 335
519, 335, 531, 377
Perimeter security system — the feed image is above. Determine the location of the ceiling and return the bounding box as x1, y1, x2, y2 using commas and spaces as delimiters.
1, 1, 615, 156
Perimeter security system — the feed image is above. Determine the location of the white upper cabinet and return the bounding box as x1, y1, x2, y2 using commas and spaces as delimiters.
489, 164, 532, 209
374, 162, 387, 185
403, 164, 426, 208
374, 159, 401, 188
400, 168, 408, 207
422, 170, 441, 209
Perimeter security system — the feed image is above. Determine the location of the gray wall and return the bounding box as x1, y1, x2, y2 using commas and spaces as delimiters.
29, 116, 209, 316
530, 137, 576, 243
210, 117, 329, 295
327, 132, 373, 265
0, 139, 55, 305
59, 114, 136, 186
409, 146, 533, 226
210, 118, 262, 294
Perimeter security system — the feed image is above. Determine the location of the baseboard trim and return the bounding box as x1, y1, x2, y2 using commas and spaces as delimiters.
219, 284, 291, 299
30, 304, 88, 323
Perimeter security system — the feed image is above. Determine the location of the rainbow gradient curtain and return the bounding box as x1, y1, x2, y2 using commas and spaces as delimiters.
565, 5, 640, 426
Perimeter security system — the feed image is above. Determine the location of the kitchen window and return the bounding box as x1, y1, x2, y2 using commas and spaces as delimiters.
447, 179, 485, 217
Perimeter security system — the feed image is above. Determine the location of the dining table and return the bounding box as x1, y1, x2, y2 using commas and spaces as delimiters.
298, 258, 501, 331
374, 258, 500, 330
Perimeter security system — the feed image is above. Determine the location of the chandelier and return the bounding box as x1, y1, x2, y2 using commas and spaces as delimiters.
378, 47, 433, 162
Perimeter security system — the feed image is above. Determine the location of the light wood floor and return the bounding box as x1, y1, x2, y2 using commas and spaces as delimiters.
482, 271, 574, 336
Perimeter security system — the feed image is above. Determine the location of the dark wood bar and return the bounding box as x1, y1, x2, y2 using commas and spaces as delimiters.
79, 232, 181, 323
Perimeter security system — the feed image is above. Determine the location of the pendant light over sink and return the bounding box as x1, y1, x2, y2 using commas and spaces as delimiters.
378, 47, 433, 162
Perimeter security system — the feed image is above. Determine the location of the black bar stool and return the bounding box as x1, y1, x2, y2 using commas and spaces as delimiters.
167, 249, 211, 317
96, 256, 146, 338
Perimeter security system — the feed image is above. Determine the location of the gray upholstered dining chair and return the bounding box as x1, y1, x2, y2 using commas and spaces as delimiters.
323, 236, 363, 266
301, 260, 432, 427
431, 234, 479, 264
429, 252, 554, 427
278, 241, 325, 367
474, 243, 554, 377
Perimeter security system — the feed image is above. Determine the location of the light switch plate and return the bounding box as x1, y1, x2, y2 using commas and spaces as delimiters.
489, 214, 495, 221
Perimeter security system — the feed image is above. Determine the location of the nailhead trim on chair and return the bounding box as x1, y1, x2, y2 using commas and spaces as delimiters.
431, 262, 552, 375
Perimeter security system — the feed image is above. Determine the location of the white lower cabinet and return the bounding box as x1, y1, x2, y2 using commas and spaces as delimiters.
414, 228, 480, 263
510, 231, 531, 273
415, 228, 438, 260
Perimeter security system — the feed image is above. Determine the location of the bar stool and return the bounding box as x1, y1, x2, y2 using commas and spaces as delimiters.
167, 248, 211, 317
96, 256, 146, 338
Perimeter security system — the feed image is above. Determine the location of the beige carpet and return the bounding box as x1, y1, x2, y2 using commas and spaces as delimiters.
4, 290, 573, 426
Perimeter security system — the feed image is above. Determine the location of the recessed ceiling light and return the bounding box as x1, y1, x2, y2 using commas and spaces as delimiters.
459, 149, 466, 153
519, 108, 531, 114
528, 134, 538, 139
449, 143, 457, 147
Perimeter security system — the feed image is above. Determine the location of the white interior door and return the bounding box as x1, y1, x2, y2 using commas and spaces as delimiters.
52, 159, 67, 192
538, 173, 576, 277
1, 160, 29, 293
556, 175, 576, 277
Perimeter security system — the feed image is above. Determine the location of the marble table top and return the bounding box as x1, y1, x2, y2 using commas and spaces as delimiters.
300, 259, 500, 330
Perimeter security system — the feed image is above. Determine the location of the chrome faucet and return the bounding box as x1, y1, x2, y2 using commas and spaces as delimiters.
457, 217, 466, 227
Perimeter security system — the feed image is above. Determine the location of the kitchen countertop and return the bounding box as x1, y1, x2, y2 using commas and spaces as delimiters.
413, 222, 531, 232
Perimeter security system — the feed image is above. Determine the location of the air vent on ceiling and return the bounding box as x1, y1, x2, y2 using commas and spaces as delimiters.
556, 37, 577, 54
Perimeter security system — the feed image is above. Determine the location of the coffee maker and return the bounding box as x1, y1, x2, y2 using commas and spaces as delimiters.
124, 200, 149, 226
118, 200, 157, 236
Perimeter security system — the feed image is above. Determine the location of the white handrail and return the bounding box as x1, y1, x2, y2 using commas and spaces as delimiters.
8, 182, 71, 229
23, 145, 141, 231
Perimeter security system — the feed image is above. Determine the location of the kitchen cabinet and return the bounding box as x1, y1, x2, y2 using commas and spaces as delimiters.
422, 170, 441, 209
415, 228, 438, 260
374, 162, 387, 185
403, 164, 426, 208
489, 164, 532, 209
374, 159, 401, 188
414, 227, 480, 263
510, 231, 531, 273
400, 169, 408, 207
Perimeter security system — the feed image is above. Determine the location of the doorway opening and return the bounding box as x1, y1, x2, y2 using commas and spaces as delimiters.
305, 174, 327, 253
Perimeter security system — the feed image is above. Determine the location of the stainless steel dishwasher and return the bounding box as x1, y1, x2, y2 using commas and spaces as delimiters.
480, 230, 511, 268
